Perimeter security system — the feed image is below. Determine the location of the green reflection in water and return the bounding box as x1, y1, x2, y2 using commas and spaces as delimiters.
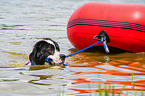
28, 75, 53, 86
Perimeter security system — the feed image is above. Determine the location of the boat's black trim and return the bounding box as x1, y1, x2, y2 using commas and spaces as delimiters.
67, 18, 145, 32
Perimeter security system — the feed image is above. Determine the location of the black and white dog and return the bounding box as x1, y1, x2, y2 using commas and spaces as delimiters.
29, 38, 66, 66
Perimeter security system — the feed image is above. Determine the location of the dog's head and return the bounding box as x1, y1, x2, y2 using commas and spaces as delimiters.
29, 38, 66, 66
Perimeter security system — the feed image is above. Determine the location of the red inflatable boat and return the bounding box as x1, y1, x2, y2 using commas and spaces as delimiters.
67, 2, 145, 53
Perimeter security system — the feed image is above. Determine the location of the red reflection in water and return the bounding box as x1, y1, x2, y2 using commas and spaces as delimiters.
66, 52, 145, 95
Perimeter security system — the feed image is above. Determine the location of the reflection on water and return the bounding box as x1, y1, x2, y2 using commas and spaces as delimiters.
0, 0, 145, 95
66, 49, 145, 95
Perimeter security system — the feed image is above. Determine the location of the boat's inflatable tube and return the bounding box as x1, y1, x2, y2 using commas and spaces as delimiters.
67, 2, 145, 53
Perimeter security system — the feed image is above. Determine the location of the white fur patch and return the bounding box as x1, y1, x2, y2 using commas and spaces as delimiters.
45, 40, 55, 46
47, 50, 62, 63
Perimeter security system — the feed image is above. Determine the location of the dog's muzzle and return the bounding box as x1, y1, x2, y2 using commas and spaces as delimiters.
46, 53, 66, 66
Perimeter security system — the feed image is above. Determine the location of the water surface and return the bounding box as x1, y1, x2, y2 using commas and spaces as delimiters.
0, 0, 145, 95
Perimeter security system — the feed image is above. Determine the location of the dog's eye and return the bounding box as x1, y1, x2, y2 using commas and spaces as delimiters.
48, 45, 54, 54
49, 49, 52, 52
48, 49, 54, 54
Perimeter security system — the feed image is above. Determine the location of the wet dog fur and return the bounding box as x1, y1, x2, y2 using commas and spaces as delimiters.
29, 38, 65, 66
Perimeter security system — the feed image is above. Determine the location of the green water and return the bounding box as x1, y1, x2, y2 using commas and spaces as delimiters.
0, 0, 145, 96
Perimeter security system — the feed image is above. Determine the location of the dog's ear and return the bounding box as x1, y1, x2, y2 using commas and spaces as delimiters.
29, 52, 37, 66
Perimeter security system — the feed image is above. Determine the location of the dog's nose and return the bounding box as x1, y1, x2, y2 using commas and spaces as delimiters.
60, 54, 66, 61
